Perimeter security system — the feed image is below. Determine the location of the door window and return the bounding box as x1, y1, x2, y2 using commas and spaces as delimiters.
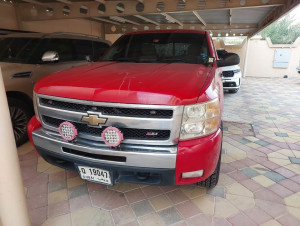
0, 38, 41, 64
73, 39, 93, 61
45, 38, 74, 62
92, 41, 110, 61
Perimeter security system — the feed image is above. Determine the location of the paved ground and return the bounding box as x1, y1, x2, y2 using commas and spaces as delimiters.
18, 77, 300, 226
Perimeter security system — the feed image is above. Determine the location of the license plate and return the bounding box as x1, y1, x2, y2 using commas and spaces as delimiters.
78, 166, 112, 185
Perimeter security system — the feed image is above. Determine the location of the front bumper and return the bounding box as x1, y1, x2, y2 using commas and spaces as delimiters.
36, 146, 175, 185
222, 73, 241, 90
29, 116, 222, 186
32, 128, 176, 185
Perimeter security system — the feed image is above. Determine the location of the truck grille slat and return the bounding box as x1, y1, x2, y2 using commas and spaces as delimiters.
43, 115, 170, 140
222, 71, 234, 77
62, 147, 126, 162
40, 98, 173, 119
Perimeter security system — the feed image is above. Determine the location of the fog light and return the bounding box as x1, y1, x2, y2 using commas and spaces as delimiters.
182, 170, 204, 178
59, 121, 78, 141
101, 126, 124, 147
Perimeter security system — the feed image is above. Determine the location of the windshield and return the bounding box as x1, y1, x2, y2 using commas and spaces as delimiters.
0, 38, 41, 63
102, 32, 210, 64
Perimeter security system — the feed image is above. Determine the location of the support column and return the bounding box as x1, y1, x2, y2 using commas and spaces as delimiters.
243, 37, 250, 77
0, 67, 30, 226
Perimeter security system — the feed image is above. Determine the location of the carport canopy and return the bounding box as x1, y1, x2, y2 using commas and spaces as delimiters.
15, 0, 300, 37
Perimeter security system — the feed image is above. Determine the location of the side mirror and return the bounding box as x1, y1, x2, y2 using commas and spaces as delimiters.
217, 53, 240, 67
42, 51, 59, 62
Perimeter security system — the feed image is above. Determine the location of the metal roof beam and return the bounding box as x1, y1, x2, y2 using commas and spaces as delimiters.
94, 0, 105, 4
192, 11, 206, 26
92, 17, 121, 25
109, 16, 140, 26
21, 0, 45, 6
207, 24, 257, 30
161, 13, 183, 26
17, 0, 286, 21
56, 0, 72, 5
133, 15, 160, 26
104, 23, 257, 34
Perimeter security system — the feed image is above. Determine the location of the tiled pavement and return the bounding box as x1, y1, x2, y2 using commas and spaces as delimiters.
17, 77, 300, 226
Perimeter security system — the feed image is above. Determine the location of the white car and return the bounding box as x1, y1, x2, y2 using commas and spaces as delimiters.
297, 65, 300, 73
221, 65, 242, 93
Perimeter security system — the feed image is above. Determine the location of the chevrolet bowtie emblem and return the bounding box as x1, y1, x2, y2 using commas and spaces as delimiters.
81, 114, 107, 126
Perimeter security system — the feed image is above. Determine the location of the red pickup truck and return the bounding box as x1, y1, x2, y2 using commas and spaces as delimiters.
28, 30, 239, 188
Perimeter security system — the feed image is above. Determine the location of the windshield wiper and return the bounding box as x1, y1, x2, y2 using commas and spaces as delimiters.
160, 58, 186, 63
113, 57, 139, 63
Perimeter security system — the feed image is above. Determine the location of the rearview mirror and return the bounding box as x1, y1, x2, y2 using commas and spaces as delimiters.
42, 51, 59, 62
217, 53, 240, 67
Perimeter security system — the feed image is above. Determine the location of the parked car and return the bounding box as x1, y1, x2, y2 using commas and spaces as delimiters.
297, 65, 300, 73
217, 49, 241, 93
28, 30, 239, 188
0, 32, 110, 146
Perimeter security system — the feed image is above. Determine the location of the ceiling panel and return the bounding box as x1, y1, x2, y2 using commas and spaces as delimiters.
196, 9, 230, 24
14, 0, 300, 37
232, 7, 275, 24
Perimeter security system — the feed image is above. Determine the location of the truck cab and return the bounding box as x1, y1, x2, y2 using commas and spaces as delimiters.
28, 30, 239, 187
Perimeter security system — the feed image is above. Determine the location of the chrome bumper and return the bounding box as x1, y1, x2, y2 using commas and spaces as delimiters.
32, 128, 177, 169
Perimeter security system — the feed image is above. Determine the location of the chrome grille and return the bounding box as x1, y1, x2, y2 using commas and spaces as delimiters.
40, 98, 173, 118
43, 115, 171, 140
37, 94, 184, 146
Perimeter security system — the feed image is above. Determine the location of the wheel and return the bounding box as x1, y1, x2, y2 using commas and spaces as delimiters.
229, 88, 239, 93
8, 98, 33, 147
196, 124, 223, 188
196, 150, 221, 188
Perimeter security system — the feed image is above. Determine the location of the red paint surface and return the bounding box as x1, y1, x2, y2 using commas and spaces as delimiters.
27, 116, 42, 154
35, 62, 212, 106
175, 129, 222, 185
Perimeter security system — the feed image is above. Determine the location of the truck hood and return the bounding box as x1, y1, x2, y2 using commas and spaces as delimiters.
35, 62, 211, 105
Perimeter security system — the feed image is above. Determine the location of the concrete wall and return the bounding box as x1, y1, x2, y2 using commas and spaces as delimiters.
0, 3, 19, 30
0, 3, 104, 38
214, 37, 300, 78
21, 20, 121, 44
246, 37, 300, 78
22, 19, 103, 37
105, 34, 121, 44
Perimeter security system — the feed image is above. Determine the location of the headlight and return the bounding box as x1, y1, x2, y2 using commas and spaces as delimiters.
180, 99, 220, 140
233, 69, 241, 73
33, 92, 41, 122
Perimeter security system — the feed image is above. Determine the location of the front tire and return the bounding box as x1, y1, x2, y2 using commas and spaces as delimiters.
196, 123, 223, 188
196, 150, 221, 188
8, 98, 33, 147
